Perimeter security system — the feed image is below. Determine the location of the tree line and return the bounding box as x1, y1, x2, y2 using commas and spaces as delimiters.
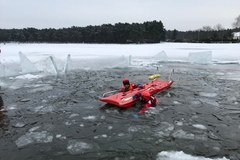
166, 27, 240, 43
0, 21, 165, 43
0, 20, 240, 43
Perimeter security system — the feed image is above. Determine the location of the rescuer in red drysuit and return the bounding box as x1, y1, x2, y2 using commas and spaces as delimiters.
120, 78, 139, 92
133, 90, 157, 114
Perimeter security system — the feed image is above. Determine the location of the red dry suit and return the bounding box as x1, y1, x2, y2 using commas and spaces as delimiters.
138, 91, 157, 114
121, 78, 138, 92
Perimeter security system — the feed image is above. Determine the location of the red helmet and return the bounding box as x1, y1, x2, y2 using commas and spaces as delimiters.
141, 90, 151, 101
122, 78, 130, 85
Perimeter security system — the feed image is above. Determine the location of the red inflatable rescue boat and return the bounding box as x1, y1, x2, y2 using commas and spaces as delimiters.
99, 78, 173, 108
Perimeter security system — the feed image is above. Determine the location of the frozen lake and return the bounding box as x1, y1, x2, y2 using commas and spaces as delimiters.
0, 43, 240, 160
1, 42, 240, 63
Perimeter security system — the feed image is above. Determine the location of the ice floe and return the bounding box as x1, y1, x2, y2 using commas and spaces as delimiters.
154, 122, 175, 138
82, 115, 97, 121
172, 129, 194, 140
192, 124, 207, 130
199, 92, 217, 98
15, 131, 53, 148
157, 151, 229, 160
188, 51, 212, 64
67, 140, 92, 155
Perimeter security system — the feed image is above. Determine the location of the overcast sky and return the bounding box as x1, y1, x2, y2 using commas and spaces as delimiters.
1, 0, 240, 31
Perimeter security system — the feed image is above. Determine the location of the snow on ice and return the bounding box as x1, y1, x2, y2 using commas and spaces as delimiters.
157, 151, 229, 160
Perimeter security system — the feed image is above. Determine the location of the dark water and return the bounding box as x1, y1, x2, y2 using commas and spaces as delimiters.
0, 63, 240, 160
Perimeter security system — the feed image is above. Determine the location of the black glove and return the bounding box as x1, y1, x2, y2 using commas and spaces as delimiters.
132, 93, 141, 99
138, 84, 144, 89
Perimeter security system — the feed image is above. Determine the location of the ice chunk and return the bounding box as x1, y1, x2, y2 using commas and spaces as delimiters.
82, 115, 96, 121
29, 126, 41, 132
28, 85, 53, 93
199, 98, 219, 107
174, 121, 183, 126
64, 54, 72, 73
192, 124, 207, 130
13, 122, 26, 128
154, 122, 174, 138
15, 74, 43, 79
35, 57, 58, 75
199, 92, 217, 98
67, 140, 92, 155
56, 134, 66, 140
129, 55, 132, 65
157, 151, 229, 160
0, 64, 5, 77
128, 126, 139, 132
33, 105, 54, 114
69, 113, 79, 118
15, 131, 53, 148
18, 52, 38, 74
153, 51, 168, 62
0, 64, 19, 78
173, 101, 181, 104
172, 129, 194, 140
188, 51, 212, 64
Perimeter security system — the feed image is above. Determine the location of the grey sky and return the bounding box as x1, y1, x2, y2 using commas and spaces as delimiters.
1, 0, 240, 31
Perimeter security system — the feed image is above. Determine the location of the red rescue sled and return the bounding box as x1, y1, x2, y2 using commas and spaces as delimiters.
99, 79, 173, 108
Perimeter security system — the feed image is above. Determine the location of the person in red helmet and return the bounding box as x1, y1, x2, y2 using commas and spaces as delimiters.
121, 78, 139, 92
133, 90, 157, 114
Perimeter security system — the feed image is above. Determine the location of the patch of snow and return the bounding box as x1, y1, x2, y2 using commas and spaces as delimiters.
157, 151, 229, 160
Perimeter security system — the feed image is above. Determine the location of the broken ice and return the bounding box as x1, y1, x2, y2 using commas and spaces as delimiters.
19, 52, 38, 74
15, 131, 53, 148
192, 124, 207, 130
172, 129, 194, 140
67, 140, 92, 155
157, 151, 229, 160
188, 51, 212, 64
153, 51, 168, 62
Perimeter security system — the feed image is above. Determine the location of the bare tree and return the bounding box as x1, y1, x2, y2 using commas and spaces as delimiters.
201, 26, 213, 31
232, 15, 240, 28
213, 24, 225, 31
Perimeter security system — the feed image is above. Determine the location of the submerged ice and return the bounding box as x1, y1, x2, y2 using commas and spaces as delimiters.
67, 140, 92, 155
15, 131, 53, 148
